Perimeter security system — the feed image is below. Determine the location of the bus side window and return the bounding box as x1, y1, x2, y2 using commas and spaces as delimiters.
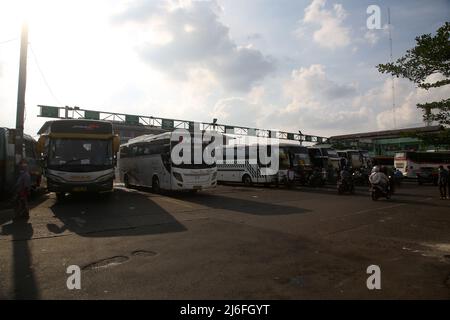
131, 146, 138, 157
142, 144, 151, 156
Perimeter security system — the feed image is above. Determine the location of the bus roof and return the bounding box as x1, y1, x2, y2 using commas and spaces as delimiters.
38, 119, 113, 135
124, 132, 172, 146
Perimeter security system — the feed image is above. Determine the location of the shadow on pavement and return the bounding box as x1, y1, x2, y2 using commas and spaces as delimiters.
0, 191, 51, 226
46, 188, 186, 237
171, 192, 310, 215
1, 220, 39, 299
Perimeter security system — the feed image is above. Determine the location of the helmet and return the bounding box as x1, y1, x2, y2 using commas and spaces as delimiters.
371, 165, 380, 173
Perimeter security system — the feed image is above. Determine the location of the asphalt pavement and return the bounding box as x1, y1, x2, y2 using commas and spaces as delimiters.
0, 182, 449, 299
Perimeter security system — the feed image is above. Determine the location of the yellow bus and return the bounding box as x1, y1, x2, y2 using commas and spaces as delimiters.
37, 119, 119, 201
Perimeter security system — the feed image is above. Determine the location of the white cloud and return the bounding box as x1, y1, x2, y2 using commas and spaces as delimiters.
208, 64, 449, 137
363, 30, 379, 46
376, 77, 450, 129
211, 97, 261, 128
298, 0, 351, 49
115, 0, 275, 92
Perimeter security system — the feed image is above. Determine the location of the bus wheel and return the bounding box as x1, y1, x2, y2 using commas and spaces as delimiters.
152, 176, 161, 194
56, 192, 65, 202
242, 174, 252, 186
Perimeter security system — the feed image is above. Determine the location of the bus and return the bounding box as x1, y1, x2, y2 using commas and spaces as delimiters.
37, 120, 120, 200
372, 156, 394, 170
336, 150, 366, 170
216, 143, 309, 186
118, 131, 217, 192
394, 151, 450, 179
280, 144, 313, 185
0, 127, 42, 196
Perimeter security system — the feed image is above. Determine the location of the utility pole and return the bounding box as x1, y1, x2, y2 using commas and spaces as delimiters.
15, 22, 28, 169
388, 8, 397, 129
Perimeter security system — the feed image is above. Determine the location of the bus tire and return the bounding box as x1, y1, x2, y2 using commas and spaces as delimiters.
242, 174, 252, 186
152, 176, 161, 194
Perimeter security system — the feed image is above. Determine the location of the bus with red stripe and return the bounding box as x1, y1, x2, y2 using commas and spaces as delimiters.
394, 151, 450, 179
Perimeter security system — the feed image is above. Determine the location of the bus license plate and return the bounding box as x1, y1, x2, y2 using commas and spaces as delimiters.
193, 186, 202, 190
73, 187, 87, 192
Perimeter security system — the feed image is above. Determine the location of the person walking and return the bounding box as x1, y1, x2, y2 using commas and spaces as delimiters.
14, 159, 31, 220
437, 165, 448, 200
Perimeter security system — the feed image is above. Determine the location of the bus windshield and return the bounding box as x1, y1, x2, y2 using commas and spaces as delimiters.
49, 138, 113, 170
289, 147, 311, 166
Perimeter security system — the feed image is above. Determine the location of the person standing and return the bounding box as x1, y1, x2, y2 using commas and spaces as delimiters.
14, 159, 31, 220
437, 165, 448, 200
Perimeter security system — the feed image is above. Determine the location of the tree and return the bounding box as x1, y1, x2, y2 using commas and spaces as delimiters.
377, 22, 450, 125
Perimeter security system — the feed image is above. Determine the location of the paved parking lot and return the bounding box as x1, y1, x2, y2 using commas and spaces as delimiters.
0, 183, 449, 299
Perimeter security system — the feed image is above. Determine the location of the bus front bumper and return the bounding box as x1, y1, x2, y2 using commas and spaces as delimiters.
46, 177, 113, 193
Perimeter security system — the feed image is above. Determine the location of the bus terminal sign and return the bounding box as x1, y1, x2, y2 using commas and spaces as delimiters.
40, 105, 59, 118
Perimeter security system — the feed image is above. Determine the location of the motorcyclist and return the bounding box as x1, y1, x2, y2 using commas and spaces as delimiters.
338, 166, 354, 192
340, 166, 352, 182
369, 166, 389, 192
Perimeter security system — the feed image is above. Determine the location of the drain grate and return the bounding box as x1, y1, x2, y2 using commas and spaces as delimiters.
82, 256, 129, 271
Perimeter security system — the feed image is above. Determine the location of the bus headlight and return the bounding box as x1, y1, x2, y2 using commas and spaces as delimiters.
173, 172, 183, 182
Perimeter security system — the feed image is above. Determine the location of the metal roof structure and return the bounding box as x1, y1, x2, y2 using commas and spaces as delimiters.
37, 105, 328, 144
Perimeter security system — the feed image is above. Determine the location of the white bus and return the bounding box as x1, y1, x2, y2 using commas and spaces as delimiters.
216, 143, 306, 186
216, 144, 276, 186
394, 151, 450, 178
118, 132, 217, 192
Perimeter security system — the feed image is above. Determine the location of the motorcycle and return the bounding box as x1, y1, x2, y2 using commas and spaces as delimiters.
308, 169, 325, 187
337, 176, 355, 194
352, 169, 369, 186
370, 182, 391, 200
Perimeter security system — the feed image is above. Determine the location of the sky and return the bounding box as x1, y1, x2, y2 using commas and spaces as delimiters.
0, 0, 449, 139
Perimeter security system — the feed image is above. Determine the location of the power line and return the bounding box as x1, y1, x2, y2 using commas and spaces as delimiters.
0, 37, 18, 45
29, 43, 62, 106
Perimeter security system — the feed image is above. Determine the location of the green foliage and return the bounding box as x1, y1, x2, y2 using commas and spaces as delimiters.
377, 22, 450, 125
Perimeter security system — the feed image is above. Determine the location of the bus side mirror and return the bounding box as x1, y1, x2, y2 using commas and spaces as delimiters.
113, 135, 120, 154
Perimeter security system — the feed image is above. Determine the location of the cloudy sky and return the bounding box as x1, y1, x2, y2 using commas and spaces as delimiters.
0, 0, 449, 138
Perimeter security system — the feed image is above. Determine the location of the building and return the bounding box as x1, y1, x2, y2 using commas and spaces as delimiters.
328, 125, 446, 156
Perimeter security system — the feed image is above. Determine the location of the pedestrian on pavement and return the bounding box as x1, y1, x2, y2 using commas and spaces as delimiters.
437, 165, 448, 200
13, 159, 31, 220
